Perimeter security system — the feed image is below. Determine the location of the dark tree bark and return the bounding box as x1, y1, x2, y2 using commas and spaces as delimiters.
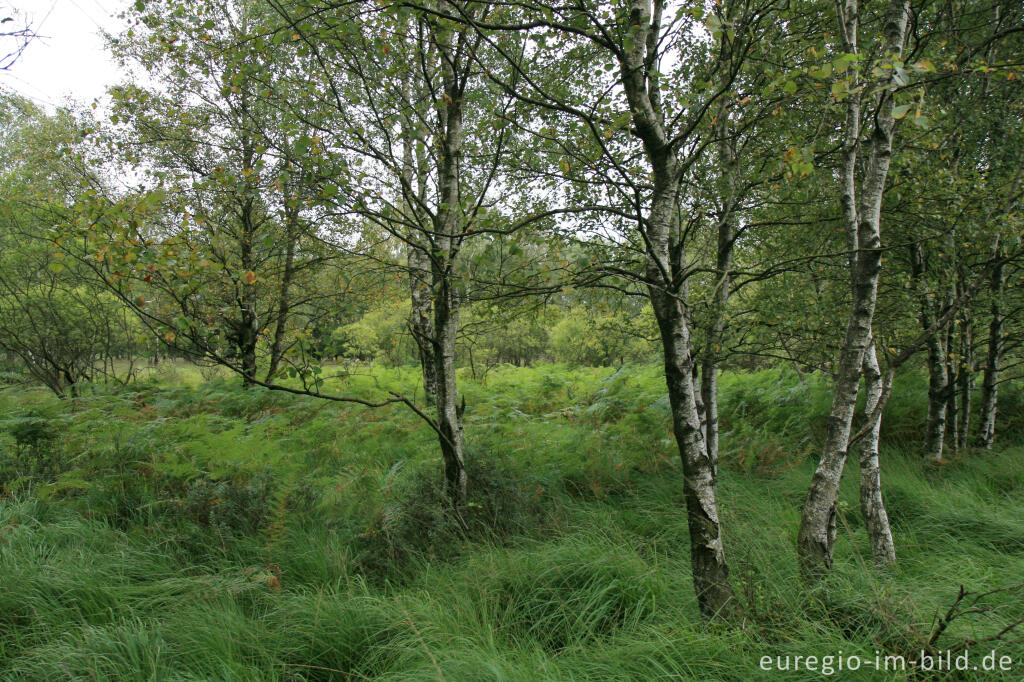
911, 243, 950, 461
977, 256, 1005, 449
265, 207, 299, 383
954, 295, 974, 452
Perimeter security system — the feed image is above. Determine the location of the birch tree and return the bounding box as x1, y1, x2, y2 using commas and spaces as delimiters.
797, 0, 909, 575
421, 0, 808, 617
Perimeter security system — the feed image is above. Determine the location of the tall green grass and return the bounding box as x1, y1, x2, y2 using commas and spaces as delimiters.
1, 365, 1022, 680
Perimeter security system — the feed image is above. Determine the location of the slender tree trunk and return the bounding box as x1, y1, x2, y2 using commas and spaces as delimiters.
239, 311, 258, 388
238, 206, 259, 388
693, 363, 706, 440
237, 130, 259, 388
911, 243, 948, 460
410, 245, 438, 400
647, 190, 736, 618
431, 21, 467, 507
925, 334, 948, 460
399, 66, 439, 403
945, 319, 959, 451
859, 339, 896, 564
798, 259, 879, 573
955, 303, 974, 451
650, 277, 734, 618
615, 0, 736, 618
798, 0, 908, 577
977, 258, 1005, 449
700, 112, 737, 471
265, 210, 298, 383
432, 275, 466, 507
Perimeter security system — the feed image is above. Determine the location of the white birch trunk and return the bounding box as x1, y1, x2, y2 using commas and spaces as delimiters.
798, 0, 908, 576
859, 339, 896, 564
622, 0, 736, 617
431, 13, 467, 507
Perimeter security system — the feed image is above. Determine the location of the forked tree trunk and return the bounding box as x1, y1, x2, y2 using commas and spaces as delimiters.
399, 68, 439, 404
630, 13, 736, 619
616, 0, 736, 618
798, 0, 908, 577
648, 231, 735, 617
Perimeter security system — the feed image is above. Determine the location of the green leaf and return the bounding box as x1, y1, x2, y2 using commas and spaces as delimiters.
892, 104, 912, 120
811, 64, 832, 80
832, 53, 858, 74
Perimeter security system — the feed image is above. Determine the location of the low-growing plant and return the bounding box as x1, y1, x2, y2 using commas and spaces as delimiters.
354, 451, 553, 579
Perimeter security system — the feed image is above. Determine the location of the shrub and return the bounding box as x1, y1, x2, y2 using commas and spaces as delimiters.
0, 411, 66, 489
354, 452, 552, 579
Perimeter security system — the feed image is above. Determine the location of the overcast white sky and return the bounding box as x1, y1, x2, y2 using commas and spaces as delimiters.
1, 0, 129, 111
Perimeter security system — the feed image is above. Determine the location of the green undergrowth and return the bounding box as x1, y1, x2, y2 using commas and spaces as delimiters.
1, 364, 1022, 680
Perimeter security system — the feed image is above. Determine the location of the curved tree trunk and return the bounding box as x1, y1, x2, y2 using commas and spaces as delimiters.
646, 185, 736, 618
859, 339, 896, 564
650, 269, 735, 618
598, 0, 738, 619
798, 0, 908, 577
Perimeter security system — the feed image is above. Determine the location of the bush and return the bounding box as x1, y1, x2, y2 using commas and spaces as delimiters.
354, 452, 552, 579
0, 411, 66, 490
